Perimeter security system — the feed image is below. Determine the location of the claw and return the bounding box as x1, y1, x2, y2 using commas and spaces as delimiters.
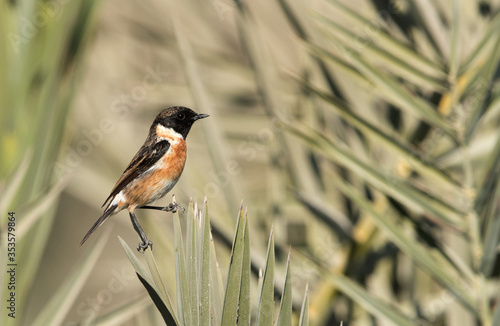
163, 202, 184, 213
137, 239, 153, 252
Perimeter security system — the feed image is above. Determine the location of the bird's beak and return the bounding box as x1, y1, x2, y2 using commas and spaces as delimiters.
193, 113, 209, 121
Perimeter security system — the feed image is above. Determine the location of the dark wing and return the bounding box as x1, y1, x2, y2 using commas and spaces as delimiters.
102, 139, 171, 207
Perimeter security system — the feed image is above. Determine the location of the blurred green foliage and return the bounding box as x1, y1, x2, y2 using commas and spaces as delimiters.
0, 1, 100, 325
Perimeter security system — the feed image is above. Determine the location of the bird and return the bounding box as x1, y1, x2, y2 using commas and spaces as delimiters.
80, 106, 208, 252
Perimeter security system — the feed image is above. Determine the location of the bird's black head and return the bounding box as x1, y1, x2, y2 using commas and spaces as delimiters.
153, 106, 209, 139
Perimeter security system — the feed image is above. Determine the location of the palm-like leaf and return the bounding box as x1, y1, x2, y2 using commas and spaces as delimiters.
121, 201, 308, 326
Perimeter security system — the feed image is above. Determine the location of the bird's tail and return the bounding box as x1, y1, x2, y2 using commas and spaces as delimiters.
80, 205, 117, 246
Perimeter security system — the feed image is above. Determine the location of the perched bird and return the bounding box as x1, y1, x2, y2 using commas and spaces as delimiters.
80, 106, 208, 252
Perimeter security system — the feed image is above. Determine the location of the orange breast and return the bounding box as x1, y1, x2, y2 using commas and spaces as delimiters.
154, 139, 187, 184
126, 139, 187, 209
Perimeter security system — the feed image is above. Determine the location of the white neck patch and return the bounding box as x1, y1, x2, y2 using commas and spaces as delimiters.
156, 124, 184, 144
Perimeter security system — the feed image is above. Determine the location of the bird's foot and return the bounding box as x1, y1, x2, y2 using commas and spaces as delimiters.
163, 202, 185, 214
137, 238, 153, 252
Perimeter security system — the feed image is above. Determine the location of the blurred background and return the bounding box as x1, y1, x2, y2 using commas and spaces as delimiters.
2, 0, 500, 325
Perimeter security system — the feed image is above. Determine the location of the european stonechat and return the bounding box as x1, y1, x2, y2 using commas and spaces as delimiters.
80, 106, 208, 252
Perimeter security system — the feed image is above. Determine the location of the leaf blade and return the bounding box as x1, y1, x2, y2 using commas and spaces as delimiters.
221, 206, 246, 326
277, 251, 292, 326
256, 228, 275, 326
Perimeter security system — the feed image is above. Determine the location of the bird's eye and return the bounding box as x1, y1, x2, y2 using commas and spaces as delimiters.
177, 113, 185, 120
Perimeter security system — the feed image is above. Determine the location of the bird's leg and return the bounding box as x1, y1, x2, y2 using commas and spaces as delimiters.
129, 211, 152, 252
139, 202, 185, 213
